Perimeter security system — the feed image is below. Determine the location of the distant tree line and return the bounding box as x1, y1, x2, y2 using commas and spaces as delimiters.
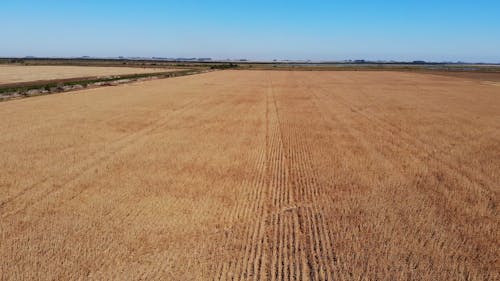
210, 63, 238, 69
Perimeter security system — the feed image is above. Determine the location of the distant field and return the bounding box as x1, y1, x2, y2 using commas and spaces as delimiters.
0, 65, 175, 85
0, 71, 498, 280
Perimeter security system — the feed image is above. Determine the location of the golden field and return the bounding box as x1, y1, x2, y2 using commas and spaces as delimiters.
0, 65, 174, 85
0, 70, 498, 280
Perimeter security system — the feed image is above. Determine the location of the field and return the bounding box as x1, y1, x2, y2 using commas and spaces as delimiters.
0, 70, 498, 280
0, 65, 174, 85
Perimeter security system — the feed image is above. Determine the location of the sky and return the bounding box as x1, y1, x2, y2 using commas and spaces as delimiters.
1, 0, 499, 62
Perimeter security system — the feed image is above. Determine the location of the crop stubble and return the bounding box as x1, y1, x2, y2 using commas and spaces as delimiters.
0, 71, 498, 280
0, 65, 175, 85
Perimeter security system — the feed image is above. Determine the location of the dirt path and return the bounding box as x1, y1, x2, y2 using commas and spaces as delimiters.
0, 71, 498, 280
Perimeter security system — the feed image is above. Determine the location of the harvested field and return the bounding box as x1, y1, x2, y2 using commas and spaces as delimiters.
0, 70, 498, 280
0, 65, 175, 85
423, 71, 500, 83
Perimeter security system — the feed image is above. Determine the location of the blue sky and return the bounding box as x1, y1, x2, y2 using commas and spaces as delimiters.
1, 1, 499, 62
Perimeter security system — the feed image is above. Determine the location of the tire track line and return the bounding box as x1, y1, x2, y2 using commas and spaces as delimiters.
211, 76, 269, 281
269, 75, 332, 281
232, 105, 267, 281
271, 78, 297, 281
279, 74, 338, 280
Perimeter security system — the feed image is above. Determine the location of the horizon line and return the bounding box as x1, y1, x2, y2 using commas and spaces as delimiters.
2, 56, 500, 65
